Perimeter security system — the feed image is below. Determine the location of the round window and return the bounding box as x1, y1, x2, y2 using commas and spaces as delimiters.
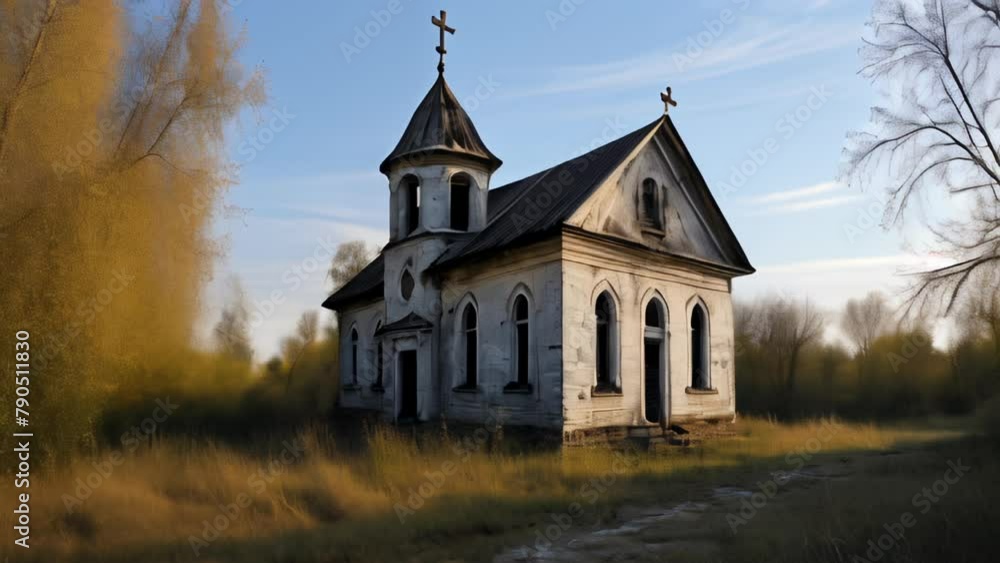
400, 270, 415, 300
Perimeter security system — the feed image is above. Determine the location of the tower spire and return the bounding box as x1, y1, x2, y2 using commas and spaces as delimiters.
431, 10, 456, 74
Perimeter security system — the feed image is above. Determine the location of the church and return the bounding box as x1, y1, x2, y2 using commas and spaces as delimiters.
322, 12, 754, 441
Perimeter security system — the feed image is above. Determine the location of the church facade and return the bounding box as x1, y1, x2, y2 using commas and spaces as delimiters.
323, 32, 754, 439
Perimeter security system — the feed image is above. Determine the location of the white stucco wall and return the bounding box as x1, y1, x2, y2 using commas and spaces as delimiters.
438, 240, 563, 429
560, 233, 736, 432
337, 300, 388, 411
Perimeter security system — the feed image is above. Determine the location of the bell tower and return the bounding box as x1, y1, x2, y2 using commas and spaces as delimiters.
379, 11, 501, 325
374, 11, 502, 422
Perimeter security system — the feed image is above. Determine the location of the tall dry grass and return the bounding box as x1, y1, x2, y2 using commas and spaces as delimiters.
0, 416, 956, 562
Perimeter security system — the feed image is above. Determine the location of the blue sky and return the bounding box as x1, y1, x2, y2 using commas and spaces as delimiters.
207, 0, 948, 358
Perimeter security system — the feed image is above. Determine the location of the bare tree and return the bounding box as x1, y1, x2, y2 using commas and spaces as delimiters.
742, 296, 826, 392
959, 272, 1000, 354
846, 0, 1000, 314
213, 277, 254, 363
842, 292, 891, 359
328, 241, 376, 291
284, 310, 319, 392
782, 299, 826, 392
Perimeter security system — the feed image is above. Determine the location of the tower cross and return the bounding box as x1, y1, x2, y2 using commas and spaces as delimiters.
661, 86, 678, 114
432, 10, 456, 74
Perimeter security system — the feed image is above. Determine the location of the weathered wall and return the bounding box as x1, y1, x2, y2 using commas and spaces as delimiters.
387, 163, 491, 241
560, 232, 736, 432
337, 300, 388, 411
570, 127, 730, 266
438, 239, 563, 429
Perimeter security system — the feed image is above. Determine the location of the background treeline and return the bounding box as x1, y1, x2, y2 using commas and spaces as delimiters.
735, 281, 1000, 420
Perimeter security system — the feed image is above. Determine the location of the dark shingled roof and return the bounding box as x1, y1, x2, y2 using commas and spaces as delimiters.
379, 74, 502, 174
431, 118, 662, 269
323, 116, 754, 312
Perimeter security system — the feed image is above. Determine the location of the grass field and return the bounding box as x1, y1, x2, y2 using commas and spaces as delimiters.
2, 415, 994, 562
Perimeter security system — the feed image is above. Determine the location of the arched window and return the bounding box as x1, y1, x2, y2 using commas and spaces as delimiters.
640, 178, 662, 229
450, 173, 472, 231
644, 299, 666, 423
402, 175, 420, 235
595, 292, 619, 392
691, 303, 710, 389
462, 304, 478, 388
512, 295, 530, 387
374, 322, 384, 389
350, 328, 359, 385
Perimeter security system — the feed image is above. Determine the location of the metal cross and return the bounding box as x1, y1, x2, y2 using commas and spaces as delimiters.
661, 86, 678, 114
432, 10, 456, 74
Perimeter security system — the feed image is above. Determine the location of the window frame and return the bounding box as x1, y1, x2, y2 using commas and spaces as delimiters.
688, 300, 713, 392
401, 174, 421, 236
640, 177, 664, 232
449, 173, 473, 231
349, 327, 359, 386
593, 290, 621, 395
504, 292, 533, 393
455, 302, 479, 391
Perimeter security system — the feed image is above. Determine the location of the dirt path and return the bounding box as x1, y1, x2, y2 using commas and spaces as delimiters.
493, 450, 893, 562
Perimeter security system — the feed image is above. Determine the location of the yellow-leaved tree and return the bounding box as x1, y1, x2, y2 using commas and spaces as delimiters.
0, 0, 265, 461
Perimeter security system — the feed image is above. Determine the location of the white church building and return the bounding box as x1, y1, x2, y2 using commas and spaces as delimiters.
322, 14, 754, 440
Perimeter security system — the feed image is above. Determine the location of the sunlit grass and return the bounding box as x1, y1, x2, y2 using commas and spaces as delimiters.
0, 415, 961, 563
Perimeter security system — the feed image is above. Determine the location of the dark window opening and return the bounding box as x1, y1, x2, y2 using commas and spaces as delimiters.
450, 174, 471, 231
374, 323, 384, 390
595, 292, 618, 392
641, 178, 662, 229
644, 300, 665, 423
350, 328, 359, 385
645, 300, 663, 328
403, 175, 420, 235
399, 350, 418, 419
400, 270, 415, 301
512, 295, 530, 388
691, 303, 709, 389
463, 304, 477, 388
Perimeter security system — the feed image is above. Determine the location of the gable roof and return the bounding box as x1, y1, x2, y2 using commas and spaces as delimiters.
374, 312, 432, 336
431, 119, 662, 269
323, 116, 754, 311
380, 74, 502, 174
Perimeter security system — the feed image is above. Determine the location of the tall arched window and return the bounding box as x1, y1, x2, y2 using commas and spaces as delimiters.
640, 178, 662, 229
644, 299, 667, 423
512, 295, 530, 387
691, 303, 710, 389
374, 322, 384, 389
595, 292, 619, 392
402, 174, 420, 235
462, 304, 478, 388
450, 173, 472, 231
350, 328, 359, 385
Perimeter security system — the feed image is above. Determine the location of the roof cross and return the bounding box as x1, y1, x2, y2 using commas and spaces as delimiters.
432, 10, 456, 74
660, 86, 678, 114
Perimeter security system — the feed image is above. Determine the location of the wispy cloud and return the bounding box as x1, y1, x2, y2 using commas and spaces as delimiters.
763, 194, 863, 214
507, 20, 858, 99
749, 181, 841, 204
740, 181, 864, 215
757, 254, 948, 275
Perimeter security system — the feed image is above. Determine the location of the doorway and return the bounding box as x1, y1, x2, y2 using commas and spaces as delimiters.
644, 299, 667, 425
398, 350, 418, 420
644, 339, 661, 423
